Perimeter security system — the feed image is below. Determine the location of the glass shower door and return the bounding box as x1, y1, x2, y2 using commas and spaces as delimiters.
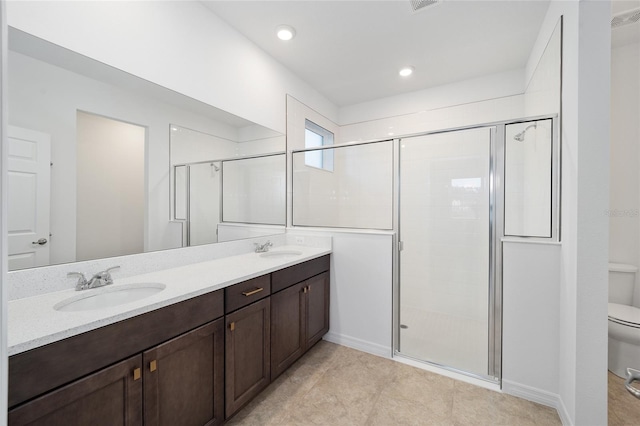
398, 127, 494, 378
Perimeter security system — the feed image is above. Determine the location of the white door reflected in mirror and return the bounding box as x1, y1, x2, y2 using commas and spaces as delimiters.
7, 126, 51, 271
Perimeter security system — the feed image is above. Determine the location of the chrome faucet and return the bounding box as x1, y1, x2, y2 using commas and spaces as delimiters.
68, 266, 120, 291
254, 240, 273, 253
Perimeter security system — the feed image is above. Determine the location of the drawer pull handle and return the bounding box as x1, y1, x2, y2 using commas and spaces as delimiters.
303, 286, 308, 294
150, 360, 157, 372
133, 368, 141, 381
242, 287, 264, 297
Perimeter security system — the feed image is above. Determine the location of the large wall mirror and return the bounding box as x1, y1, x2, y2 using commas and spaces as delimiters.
7, 28, 286, 271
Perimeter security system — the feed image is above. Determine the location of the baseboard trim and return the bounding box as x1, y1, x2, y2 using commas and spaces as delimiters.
323, 331, 392, 359
502, 380, 572, 426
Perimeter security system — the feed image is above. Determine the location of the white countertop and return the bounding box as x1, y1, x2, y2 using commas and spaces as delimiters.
8, 245, 331, 356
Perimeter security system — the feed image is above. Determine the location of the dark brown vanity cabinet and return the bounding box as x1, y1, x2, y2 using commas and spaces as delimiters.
271, 256, 330, 379
8, 355, 143, 426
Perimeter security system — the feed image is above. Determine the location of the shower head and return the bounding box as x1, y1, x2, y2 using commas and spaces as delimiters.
513, 124, 537, 142
513, 132, 526, 142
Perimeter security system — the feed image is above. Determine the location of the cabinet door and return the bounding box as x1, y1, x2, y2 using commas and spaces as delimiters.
225, 298, 271, 419
271, 281, 306, 379
143, 318, 224, 426
8, 355, 142, 426
306, 271, 330, 349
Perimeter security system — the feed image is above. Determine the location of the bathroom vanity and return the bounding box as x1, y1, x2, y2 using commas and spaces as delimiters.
7, 249, 330, 425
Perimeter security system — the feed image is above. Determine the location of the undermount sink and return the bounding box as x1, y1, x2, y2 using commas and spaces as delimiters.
54, 283, 166, 312
259, 250, 303, 259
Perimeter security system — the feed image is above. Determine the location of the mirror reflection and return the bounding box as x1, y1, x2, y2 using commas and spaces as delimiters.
7, 28, 285, 271
171, 125, 285, 246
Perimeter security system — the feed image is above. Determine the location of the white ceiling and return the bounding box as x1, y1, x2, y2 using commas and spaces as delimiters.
203, 0, 551, 107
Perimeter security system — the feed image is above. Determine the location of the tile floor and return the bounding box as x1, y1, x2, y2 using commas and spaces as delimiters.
609, 371, 640, 426
227, 341, 561, 426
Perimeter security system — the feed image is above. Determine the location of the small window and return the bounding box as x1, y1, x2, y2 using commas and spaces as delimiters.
305, 119, 334, 172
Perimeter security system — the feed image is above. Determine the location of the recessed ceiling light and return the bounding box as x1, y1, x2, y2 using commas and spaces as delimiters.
399, 66, 414, 77
276, 25, 296, 41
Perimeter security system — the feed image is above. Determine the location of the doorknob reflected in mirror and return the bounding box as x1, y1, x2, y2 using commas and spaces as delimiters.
31, 238, 48, 245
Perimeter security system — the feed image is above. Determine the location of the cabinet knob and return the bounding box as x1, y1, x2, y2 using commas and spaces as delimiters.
150, 360, 157, 372
230, 322, 235, 331
133, 368, 141, 381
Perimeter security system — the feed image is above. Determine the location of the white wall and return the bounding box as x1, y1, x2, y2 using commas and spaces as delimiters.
540, 2, 610, 425
502, 241, 561, 406
338, 69, 525, 126
610, 42, 639, 267
6, 0, 338, 133
524, 20, 562, 117
339, 90, 526, 144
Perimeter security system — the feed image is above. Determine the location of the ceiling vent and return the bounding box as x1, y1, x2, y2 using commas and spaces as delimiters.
611, 8, 640, 29
411, 0, 442, 13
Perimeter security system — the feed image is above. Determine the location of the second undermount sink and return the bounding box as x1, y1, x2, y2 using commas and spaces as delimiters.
54, 283, 166, 312
259, 250, 303, 259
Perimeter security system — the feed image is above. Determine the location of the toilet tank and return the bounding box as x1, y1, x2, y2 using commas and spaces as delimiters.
609, 263, 638, 305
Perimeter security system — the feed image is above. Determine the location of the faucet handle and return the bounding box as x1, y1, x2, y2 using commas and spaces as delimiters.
68, 271, 86, 280
99, 266, 120, 284
103, 266, 120, 276
68, 272, 88, 290
254, 241, 272, 253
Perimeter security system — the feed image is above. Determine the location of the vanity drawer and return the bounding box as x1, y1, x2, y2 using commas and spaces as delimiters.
225, 275, 271, 314
271, 255, 330, 293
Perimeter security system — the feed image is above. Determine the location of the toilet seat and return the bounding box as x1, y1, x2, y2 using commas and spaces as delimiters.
609, 303, 640, 329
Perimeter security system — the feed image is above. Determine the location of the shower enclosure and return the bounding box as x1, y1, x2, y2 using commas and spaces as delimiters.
394, 117, 557, 382
289, 115, 557, 382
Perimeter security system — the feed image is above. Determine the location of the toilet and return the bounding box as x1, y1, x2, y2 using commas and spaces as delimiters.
608, 263, 640, 378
